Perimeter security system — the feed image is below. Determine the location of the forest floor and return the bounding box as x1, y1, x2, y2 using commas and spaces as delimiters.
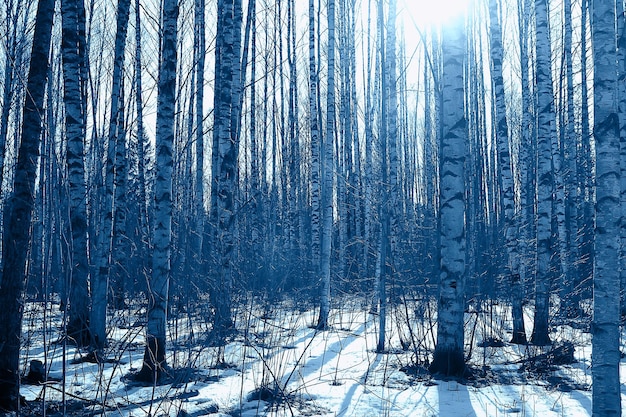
15, 295, 618, 416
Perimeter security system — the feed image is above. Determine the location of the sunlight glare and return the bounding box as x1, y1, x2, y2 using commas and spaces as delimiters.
400, 0, 471, 28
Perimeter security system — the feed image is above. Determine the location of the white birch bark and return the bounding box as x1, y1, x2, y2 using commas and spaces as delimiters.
579, 0, 594, 287
363, 0, 375, 281
61, 0, 91, 347
564, 0, 579, 306
137, 0, 177, 381
489, 0, 526, 344
531, 0, 555, 346
192, 0, 206, 292
562, 0, 581, 316
592, 1, 622, 414
207, 0, 243, 341
429, 12, 468, 377
0, 0, 53, 408
386, 0, 399, 262
91, 0, 131, 353
375, 0, 387, 350
249, 0, 260, 248
317, 0, 335, 329
618, 0, 626, 317
309, 0, 321, 275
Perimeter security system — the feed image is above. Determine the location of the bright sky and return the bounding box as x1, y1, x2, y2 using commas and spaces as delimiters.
399, 0, 472, 28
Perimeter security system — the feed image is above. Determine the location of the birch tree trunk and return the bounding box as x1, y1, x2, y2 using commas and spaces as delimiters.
91, 0, 131, 353
518, 0, 535, 305
61, 0, 91, 347
248, 0, 260, 255
385, 0, 399, 269
579, 0, 594, 290
592, 1, 622, 414
207, 0, 243, 341
375, 0, 398, 353
309, 0, 321, 277
193, 0, 205, 276
0, 0, 53, 408
375, 0, 388, 349
363, 0, 375, 280
561, 0, 582, 317
317, 0, 335, 329
617, 0, 626, 318
531, 0, 555, 346
488, 0, 526, 344
137, 0, 178, 382
429, 12, 468, 377
563, 0, 580, 317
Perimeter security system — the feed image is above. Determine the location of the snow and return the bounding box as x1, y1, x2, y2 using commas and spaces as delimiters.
17, 299, 619, 416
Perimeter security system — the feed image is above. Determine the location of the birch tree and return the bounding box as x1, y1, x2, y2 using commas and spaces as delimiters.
61, 0, 91, 347
91, 0, 131, 354
518, 0, 535, 307
309, 0, 321, 278
531, 0, 556, 346
207, 0, 243, 341
375, 0, 388, 350
617, 0, 626, 321
591, 0, 621, 414
563, 0, 580, 317
317, 0, 336, 330
193, 0, 206, 281
0, 0, 54, 408
375, 0, 399, 353
429, 11, 468, 377
488, 0, 526, 344
136, 0, 178, 382
579, 0, 593, 289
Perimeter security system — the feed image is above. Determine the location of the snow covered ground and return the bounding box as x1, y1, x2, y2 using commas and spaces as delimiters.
17, 298, 621, 416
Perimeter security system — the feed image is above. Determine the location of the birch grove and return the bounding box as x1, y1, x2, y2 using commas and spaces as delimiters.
0, 0, 622, 412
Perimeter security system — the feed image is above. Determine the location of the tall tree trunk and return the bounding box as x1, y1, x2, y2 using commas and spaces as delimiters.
248, 0, 260, 254
531, 0, 555, 346
615, 1, 626, 317
363, 0, 375, 280
317, 0, 335, 329
489, 0, 526, 344
579, 0, 593, 293
591, 1, 622, 414
385, 0, 399, 270
376, 0, 398, 353
137, 0, 178, 382
207, 0, 243, 342
375, 0, 388, 351
193, 0, 206, 301
618, 0, 626, 318
90, 0, 131, 353
309, 0, 321, 278
563, 0, 580, 317
518, 0, 535, 312
430, 12, 468, 377
287, 0, 300, 263
61, 0, 91, 347
0, 0, 54, 409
